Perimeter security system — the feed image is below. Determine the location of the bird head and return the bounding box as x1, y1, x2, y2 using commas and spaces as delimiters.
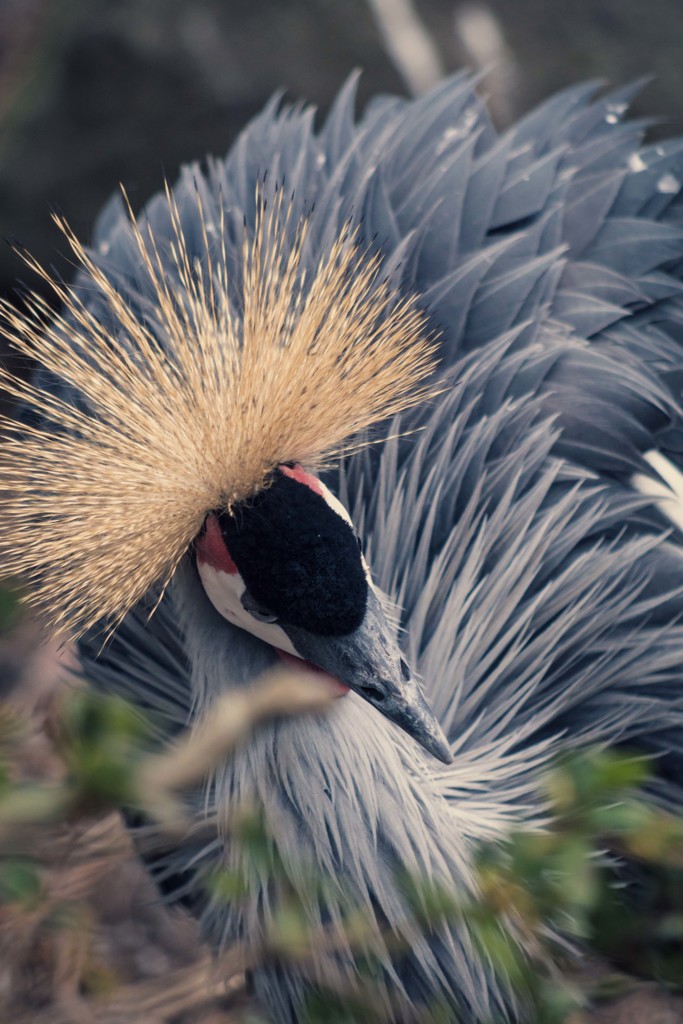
0, 186, 450, 763
196, 463, 452, 764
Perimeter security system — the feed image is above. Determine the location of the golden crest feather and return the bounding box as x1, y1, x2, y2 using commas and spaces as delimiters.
0, 187, 437, 639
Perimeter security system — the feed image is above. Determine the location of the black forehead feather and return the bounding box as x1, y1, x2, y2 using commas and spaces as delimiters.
218, 469, 368, 636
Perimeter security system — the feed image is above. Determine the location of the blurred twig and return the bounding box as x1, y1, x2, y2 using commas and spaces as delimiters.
137, 668, 334, 833
12, 947, 246, 1024
365, 0, 445, 95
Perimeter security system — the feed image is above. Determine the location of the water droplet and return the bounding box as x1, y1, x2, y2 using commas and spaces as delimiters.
315, 152, 326, 169
628, 152, 647, 173
605, 113, 619, 125
436, 108, 478, 154
99, 241, 111, 254
657, 172, 680, 194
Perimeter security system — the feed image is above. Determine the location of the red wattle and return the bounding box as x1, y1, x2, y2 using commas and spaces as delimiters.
196, 514, 239, 574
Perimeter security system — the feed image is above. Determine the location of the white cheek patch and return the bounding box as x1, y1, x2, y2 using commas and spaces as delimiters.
197, 559, 299, 657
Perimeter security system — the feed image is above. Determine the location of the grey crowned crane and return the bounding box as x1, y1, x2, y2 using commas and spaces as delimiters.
2, 72, 683, 1021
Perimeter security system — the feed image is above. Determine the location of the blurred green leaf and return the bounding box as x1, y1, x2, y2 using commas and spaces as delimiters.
0, 857, 42, 907
269, 901, 313, 958
471, 915, 529, 990
207, 866, 250, 902
399, 870, 461, 928
533, 978, 583, 1024
593, 799, 654, 836
303, 990, 382, 1024
60, 691, 152, 809
0, 781, 70, 825
0, 583, 23, 633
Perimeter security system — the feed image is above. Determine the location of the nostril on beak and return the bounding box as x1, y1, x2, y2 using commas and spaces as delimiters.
399, 657, 411, 681
359, 684, 386, 702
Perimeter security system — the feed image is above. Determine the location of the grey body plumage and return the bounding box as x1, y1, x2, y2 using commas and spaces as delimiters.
49, 73, 683, 1019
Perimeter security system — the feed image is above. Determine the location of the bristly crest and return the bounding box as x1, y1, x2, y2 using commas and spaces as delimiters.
0, 186, 437, 639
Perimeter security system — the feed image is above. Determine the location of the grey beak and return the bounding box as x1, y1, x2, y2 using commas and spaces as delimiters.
282, 590, 453, 765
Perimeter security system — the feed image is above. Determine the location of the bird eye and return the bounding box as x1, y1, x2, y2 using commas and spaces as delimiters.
355, 532, 364, 554
250, 607, 279, 624
240, 589, 278, 623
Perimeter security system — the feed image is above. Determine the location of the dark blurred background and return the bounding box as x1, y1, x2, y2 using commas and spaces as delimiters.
0, 0, 682, 306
